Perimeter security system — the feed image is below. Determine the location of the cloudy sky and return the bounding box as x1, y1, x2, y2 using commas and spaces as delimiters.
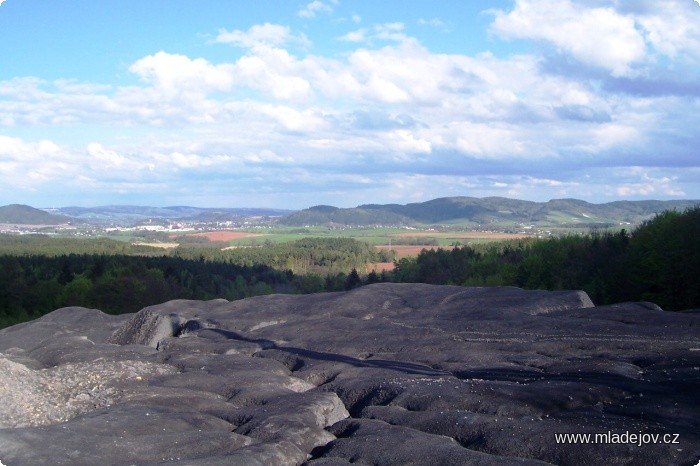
1, 0, 699, 208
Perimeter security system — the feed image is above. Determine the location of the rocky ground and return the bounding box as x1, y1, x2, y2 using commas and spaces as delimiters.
0, 283, 698, 465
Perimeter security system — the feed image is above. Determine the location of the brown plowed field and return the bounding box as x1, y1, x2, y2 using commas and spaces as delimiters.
367, 262, 395, 273
368, 245, 442, 273
189, 231, 267, 242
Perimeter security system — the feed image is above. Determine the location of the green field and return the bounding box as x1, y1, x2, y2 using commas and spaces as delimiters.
222, 227, 412, 246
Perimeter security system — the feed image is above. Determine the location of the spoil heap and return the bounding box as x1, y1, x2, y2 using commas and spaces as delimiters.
1, 283, 698, 465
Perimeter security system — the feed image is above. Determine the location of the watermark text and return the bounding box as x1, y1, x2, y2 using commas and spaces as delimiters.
554, 431, 680, 447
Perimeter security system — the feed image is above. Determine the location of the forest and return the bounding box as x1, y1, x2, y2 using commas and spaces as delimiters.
1, 206, 698, 329
393, 206, 699, 311
0, 237, 387, 329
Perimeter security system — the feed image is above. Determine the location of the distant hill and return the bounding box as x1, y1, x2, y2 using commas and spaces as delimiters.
5, 198, 698, 228
282, 205, 411, 226
55, 206, 294, 224
0, 204, 73, 225
279, 197, 700, 227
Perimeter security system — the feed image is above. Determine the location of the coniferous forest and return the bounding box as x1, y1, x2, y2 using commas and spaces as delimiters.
0, 207, 698, 329
393, 207, 700, 311
0, 237, 386, 328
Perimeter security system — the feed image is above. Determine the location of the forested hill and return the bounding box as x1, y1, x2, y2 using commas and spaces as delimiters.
279, 197, 699, 227
0, 204, 72, 225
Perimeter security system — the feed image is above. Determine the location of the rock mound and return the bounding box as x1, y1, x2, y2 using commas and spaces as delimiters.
0, 283, 698, 465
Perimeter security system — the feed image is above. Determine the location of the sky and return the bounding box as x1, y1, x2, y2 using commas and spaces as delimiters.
1, 0, 699, 209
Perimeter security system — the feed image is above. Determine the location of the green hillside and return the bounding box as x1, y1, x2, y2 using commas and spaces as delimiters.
280, 197, 699, 227
282, 205, 411, 226
0, 204, 72, 225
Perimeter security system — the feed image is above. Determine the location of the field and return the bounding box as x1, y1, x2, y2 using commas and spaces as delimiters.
188, 231, 267, 242
132, 242, 179, 249
388, 231, 528, 241
375, 245, 439, 258
366, 262, 395, 273
219, 227, 532, 248
169, 228, 503, 274
111, 226, 534, 263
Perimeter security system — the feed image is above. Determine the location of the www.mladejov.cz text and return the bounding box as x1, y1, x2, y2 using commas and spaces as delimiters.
555, 431, 681, 447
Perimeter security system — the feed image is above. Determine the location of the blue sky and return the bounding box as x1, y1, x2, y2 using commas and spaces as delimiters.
1, 0, 699, 208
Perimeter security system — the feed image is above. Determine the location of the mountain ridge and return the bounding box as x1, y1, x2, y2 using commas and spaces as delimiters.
280, 196, 700, 227
1, 197, 698, 227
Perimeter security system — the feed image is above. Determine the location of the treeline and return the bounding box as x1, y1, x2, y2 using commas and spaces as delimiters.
0, 237, 391, 329
0, 235, 393, 275
0, 234, 163, 256
393, 207, 700, 311
0, 255, 276, 328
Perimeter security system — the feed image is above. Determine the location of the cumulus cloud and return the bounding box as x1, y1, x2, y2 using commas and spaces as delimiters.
0, 136, 82, 191
232, 47, 313, 100
129, 51, 234, 97
634, 0, 700, 62
491, 0, 646, 76
491, 0, 700, 76
1, 9, 698, 206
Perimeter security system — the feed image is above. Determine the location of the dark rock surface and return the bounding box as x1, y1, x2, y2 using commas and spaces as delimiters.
0, 283, 698, 465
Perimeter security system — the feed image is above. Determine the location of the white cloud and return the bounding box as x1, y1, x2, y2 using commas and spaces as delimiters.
634, 0, 700, 62
1, 13, 698, 206
338, 28, 367, 43
374, 22, 410, 43
215, 23, 308, 49
338, 22, 413, 45
0, 32, 676, 163
244, 149, 294, 164
129, 51, 234, 97
382, 129, 432, 154
259, 104, 328, 132
0, 136, 80, 190
610, 167, 686, 197
491, 0, 646, 76
298, 1, 333, 18
86, 143, 131, 169
446, 122, 526, 158
418, 18, 445, 27
232, 47, 313, 100
491, 0, 700, 75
